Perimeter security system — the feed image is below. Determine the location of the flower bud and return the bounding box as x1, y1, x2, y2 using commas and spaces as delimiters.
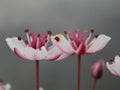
91, 60, 105, 79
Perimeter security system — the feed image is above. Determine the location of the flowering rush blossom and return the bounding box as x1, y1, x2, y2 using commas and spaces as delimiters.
0, 80, 11, 90
51, 29, 111, 55
106, 55, 120, 76
5, 29, 68, 61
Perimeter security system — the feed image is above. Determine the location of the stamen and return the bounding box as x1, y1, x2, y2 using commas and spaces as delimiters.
64, 31, 67, 35
118, 52, 120, 57
18, 36, 22, 40
18, 36, 26, 47
95, 34, 99, 38
24, 28, 29, 33
55, 36, 60, 42
37, 33, 40, 37
45, 39, 48, 42
0, 79, 3, 83
109, 58, 115, 64
90, 29, 94, 33
64, 31, 71, 41
48, 30, 52, 35
24, 28, 31, 46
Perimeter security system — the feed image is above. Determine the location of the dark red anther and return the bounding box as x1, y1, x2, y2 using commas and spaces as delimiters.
55, 36, 60, 42
64, 31, 67, 34
18, 36, 22, 40
45, 39, 48, 42
90, 29, 94, 33
109, 58, 115, 64
48, 30, 52, 35
95, 34, 99, 38
37, 33, 40, 37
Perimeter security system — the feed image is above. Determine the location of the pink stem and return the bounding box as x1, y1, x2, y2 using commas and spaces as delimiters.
77, 55, 81, 90
35, 60, 39, 90
92, 79, 97, 90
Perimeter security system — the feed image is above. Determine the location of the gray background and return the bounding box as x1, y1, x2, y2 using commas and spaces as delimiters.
0, 0, 120, 90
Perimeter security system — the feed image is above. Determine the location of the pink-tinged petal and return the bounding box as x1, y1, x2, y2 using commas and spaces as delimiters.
56, 53, 70, 60
106, 55, 120, 76
0, 85, 5, 90
6, 37, 26, 51
51, 34, 74, 55
14, 48, 28, 60
34, 47, 47, 60
46, 45, 62, 61
86, 34, 111, 54
14, 47, 36, 60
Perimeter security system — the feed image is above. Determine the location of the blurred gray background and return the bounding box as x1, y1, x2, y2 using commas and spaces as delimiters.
0, 0, 120, 90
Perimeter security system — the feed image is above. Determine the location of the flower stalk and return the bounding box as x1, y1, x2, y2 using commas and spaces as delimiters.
77, 55, 81, 90
92, 79, 97, 90
35, 60, 39, 90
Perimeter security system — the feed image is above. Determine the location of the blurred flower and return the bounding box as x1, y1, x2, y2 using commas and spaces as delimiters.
106, 55, 120, 76
39, 87, 44, 90
0, 80, 11, 90
6, 29, 67, 61
51, 29, 111, 56
91, 60, 105, 79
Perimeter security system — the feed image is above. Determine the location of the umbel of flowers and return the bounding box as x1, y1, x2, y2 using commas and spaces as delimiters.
6, 29, 111, 90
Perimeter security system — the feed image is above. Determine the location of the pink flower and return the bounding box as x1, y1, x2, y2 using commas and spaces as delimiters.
91, 60, 105, 79
51, 30, 111, 55
6, 29, 67, 61
0, 80, 11, 90
106, 55, 120, 76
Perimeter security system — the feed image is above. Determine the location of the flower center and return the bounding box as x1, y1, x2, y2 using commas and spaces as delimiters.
23, 29, 48, 49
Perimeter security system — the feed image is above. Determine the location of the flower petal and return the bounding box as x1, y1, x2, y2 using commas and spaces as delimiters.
34, 47, 47, 60
6, 37, 26, 51
45, 45, 62, 61
106, 55, 120, 76
14, 47, 36, 60
4, 83, 11, 90
51, 34, 74, 55
86, 34, 111, 54
14, 48, 28, 60
56, 53, 70, 60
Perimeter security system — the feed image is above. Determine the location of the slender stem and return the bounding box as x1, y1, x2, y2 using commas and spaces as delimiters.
77, 55, 81, 90
92, 79, 97, 90
35, 60, 39, 90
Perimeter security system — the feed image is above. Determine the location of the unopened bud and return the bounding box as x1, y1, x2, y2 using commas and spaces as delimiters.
91, 60, 105, 79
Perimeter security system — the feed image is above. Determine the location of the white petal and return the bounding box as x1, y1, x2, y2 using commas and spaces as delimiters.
106, 55, 120, 76
46, 45, 62, 61
34, 47, 47, 60
56, 53, 70, 60
6, 37, 26, 51
51, 34, 74, 55
87, 34, 111, 53
4, 83, 11, 90
14, 47, 36, 60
